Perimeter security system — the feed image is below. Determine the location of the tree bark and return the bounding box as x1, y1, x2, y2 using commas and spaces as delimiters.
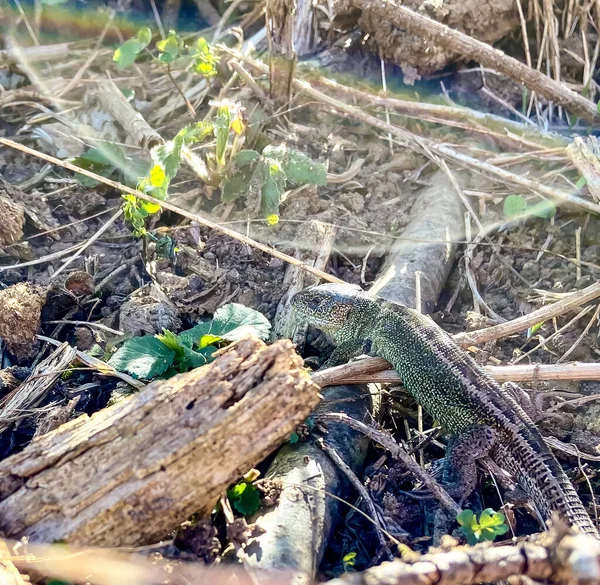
0, 337, 320, 546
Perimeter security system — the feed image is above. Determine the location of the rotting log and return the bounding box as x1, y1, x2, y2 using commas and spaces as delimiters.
0, 337, 320, 546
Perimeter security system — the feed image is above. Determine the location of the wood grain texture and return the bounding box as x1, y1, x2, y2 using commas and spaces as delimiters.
0, 337, 319, 546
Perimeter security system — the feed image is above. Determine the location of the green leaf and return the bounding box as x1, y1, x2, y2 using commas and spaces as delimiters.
190, 38, 219, 77
156, 33, 182, 60
211, 303, 272, 341
456, 509, 475, 528
503, 194, 528, 217
263, 144, 327, 186
113, 38, 147, 69
177, 322, 212, 348
108, 336, 176, 379
478, 508, 504, 529
214, 107, 231, 166
233, 149, 261, 167
457, 508, 508, 545
136, 27, 152, 45
527, 322, 544, 338
227, 481, 261, 516
260, 159, 286, 222
177, 120, 214, 145
289, 432, 299, 444
529, 199, 556, 219
576, 175, 588, 189
151, 140, 183, 182
221, 150, 261, 203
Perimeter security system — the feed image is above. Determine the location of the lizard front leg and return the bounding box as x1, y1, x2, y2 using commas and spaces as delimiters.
322, 338, 373, 368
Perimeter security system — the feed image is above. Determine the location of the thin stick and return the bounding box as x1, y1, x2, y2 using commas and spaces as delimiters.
317, 412, 461, 516
37, 335, 144, 389
43, 320, 124, 336
50, 209, 123, 279
556, 303, 600, 364
0, 137, 344, 285
0, 242, 85, 272
454, 280, 600, 346
576, 226, 582, 281
511, 305, 593, 364
317, 438, 395, 555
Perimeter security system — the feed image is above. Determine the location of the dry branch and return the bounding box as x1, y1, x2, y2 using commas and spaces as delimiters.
0, 337, 319, 546
323, 528, 600, 585
454, 280, 600, 346
351, 0, 599, 123
97, 80, 162, 150
312, 357, 600, 387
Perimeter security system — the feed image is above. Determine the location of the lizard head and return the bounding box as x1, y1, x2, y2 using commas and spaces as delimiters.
291, 283, 366, 334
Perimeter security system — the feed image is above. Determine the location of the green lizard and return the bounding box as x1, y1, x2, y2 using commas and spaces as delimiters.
291, 282, 599, 537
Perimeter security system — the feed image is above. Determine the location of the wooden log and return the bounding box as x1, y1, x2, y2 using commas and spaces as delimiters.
0, 337, 319, 546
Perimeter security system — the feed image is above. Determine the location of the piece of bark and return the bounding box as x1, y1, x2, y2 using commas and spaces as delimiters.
350, 0, 599, 123
0, 337, 319, 546
371, 170, 461, 311
272, 219, 337, 348
0, 195, 24, 247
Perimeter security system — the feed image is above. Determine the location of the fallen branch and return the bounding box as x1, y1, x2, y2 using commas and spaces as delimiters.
350, 0, 599, 124
0, 337, 319, 546
312, 358, 600, 387
323, 527, 600, 585
454, 281, 600, 346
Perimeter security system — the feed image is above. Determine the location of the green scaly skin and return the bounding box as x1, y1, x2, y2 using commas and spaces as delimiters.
291, 283, 599, 537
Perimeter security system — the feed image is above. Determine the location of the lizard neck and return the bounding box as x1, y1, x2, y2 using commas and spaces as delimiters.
329, 296, 382, 346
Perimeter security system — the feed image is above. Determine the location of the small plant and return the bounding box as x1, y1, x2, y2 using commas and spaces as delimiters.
503, 194, 556, 220
113, 28, 219, 78
227, 469, 262, 516
124, 104, 327, 234
108, 303, 271, 380
456, 508, 509, 545
342, 551, 357, 572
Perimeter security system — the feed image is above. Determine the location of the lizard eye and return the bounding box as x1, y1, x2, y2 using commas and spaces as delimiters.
308, 297, 323, 309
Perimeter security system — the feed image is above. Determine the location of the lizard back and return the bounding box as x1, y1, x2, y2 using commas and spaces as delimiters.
370, 300, 598, 537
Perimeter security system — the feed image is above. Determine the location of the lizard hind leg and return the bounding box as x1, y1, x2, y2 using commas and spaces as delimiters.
443, 425, 497, 503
